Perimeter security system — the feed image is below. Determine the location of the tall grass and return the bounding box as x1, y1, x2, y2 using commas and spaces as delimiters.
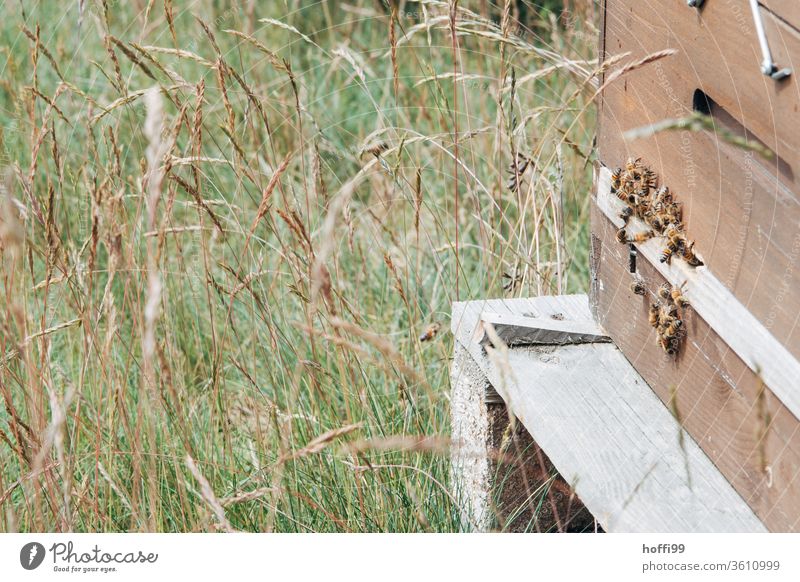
0, 0, 598, 532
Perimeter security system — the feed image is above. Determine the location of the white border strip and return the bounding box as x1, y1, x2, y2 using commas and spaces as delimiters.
596, 165, 800, 419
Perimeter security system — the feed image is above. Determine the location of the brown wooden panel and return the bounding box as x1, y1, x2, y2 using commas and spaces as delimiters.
599, 0, 800, 360
590, 202, 800, 532
761, 0, 800, 30
602, 0, 800, 174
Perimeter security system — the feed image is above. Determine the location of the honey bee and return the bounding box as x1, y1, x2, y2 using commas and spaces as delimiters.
641, 168, 658, 191
664, 317, 683, 337
419, 322, 441, 342
616, 227, 628, 244
361, 141, 389, 158
611, 168, 623, 193
648, 302, 661, 328
619, 206, 633, 224
628, 230, 655, 244
683, 241, 703, 267
659, 335, 679, 356
625, 157, 643, 177
648, 214, 664, 233
630, 279, 646, 296
671, 283, 690, 308
659, 243, 677, 264
657, 283, 671, 301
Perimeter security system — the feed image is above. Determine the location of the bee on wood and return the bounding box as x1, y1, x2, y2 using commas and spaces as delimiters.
671, 282, 690, 308
630, 279, 646, 296
625, 157, 643, 177
611, 168, 623, 193
619, 206, 633, 224
641, 168, 658, 191
683, 241, 704, 267
419, 322, 441, 342
616, 227, 628, 244
657, 283, 671, 301
628, 230, 655, 244
648, 302, 661, 328
659, 242, 678, 264
658, 335, 679, 356
663, 317, 683, 337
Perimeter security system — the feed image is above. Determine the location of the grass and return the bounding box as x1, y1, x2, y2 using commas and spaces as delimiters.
0, 0, 599, 532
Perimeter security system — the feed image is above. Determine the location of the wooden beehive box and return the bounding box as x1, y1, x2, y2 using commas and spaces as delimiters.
592, 0, 800, 531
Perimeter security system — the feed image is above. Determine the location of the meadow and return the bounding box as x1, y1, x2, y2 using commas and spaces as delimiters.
0, 0, 598, 532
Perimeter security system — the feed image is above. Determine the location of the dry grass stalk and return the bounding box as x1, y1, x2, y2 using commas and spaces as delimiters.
281, 423, 363, 462
185, 456, 235, 532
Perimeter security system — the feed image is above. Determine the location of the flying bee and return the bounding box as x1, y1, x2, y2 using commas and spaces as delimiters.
630, 279, 646, 296
419, 322, 441, 343
671, 282, 690, 307
616, 227, 628, 244
628, 230, 655, 244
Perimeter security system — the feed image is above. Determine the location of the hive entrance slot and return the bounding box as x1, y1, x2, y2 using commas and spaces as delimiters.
691, 89, 792, 181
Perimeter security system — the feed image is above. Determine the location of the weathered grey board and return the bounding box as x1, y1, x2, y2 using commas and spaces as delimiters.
451, 294, 767, 533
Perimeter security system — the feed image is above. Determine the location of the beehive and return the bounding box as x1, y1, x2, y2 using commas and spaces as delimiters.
592, 0, 800, 531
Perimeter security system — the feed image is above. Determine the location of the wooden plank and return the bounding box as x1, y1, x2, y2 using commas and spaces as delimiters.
590, 196, 800, 531
761, 1, 800, 31
596, 164, 800, 416
452, 296, 767, 533
599, 0, 800, 358
479, 311, 610, 346
602, 0, 800, 167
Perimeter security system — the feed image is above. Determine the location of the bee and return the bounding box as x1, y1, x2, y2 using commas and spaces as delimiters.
648, 302, 661, 328
648, 214, 664, 233
671, 282, 690, 307
683, 241, 703, 267
641, 168, 658, 191
628, 230, 655, 244
625, 157, 643, 177
658, 335, 679, 356
611, 168, 623, 193
616, 227, 628, 244
619, 206, 633, 224
361, 141, 389, 158
659, 243, 677, 264
419, 322, 441, 342
657, 283, 671, 301
630, 279, 646, 296
653, 186, 672, 204
663, 317, 683, 337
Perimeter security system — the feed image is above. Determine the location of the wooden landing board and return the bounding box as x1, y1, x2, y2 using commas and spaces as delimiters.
451, 295, 766, 533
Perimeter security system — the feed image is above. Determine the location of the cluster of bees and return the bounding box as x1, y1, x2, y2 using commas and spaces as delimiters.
648, 283, 690, 355
611, 158, 703, 267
